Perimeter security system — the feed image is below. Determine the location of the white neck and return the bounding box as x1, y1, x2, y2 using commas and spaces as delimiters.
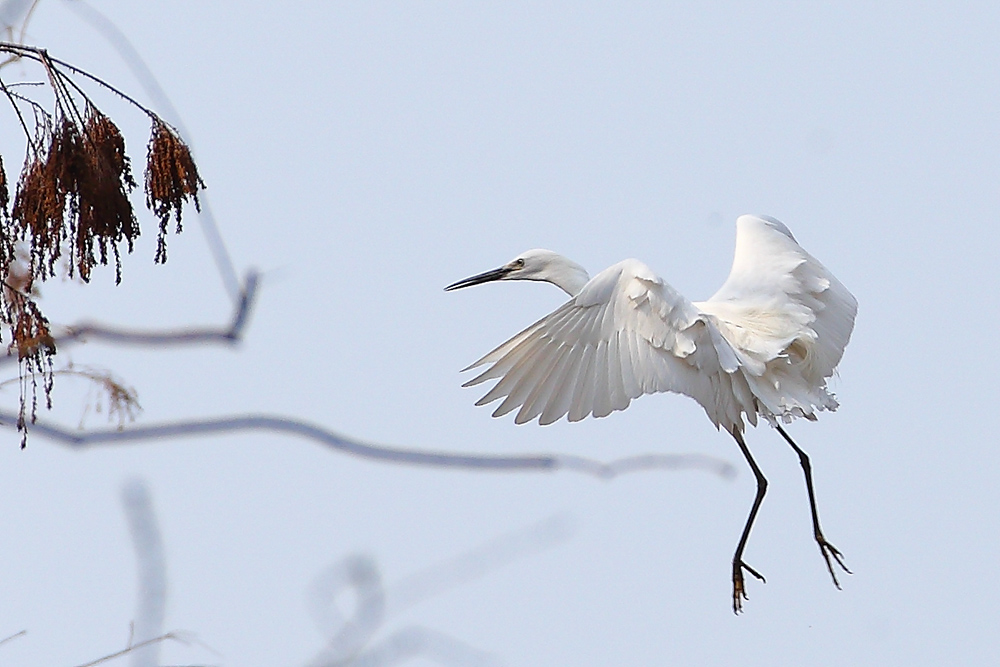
542, 259, 590, 296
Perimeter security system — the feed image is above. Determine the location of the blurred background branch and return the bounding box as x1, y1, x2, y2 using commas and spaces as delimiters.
0, 408, 736, 479
307, 517, 572, 666
121, 479, 165, 667
70, 479, 213, 667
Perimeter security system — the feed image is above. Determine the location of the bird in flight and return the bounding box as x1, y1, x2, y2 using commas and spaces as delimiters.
445, 214, 857, 613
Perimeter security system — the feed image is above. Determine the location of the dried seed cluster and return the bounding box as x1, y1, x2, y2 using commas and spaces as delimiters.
1, 281, 55, 448
145, 119, 204, 264
9, 110, 140, 285
0, 154, 9, 216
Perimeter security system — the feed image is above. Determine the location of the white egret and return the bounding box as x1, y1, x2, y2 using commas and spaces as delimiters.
445, 215, 857, 613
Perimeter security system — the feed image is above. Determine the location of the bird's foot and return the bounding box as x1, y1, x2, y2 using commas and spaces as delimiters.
732, 559, 766, 614
816, 532, 851, 588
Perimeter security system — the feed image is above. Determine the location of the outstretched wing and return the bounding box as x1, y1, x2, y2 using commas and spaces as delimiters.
462, 259, 752, 428
696, 215, 857, 420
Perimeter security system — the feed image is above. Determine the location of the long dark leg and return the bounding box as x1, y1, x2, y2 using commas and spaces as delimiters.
730, 429, 767, 614
775, 424, 851, 587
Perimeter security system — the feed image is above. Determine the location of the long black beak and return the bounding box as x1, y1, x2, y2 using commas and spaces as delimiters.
444, 266, 512, 291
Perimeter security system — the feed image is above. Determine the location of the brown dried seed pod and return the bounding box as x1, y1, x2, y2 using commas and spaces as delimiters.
0, 152, 9, 216
0, 153, 13, 271
11, 301, 56, 361
2, 289, 55, 446
11, 148, 67, 285
11, 112, 141, 285
84, 108, 135, 190
144, 119, 204, 264
76, 109, 140, 283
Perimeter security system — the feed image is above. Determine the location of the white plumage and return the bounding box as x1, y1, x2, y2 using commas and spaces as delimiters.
449, 215, 856, 435
445, 214, 857, 613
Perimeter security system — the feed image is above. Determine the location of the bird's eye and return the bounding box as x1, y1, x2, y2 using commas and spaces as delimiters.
513, 259, 525, 268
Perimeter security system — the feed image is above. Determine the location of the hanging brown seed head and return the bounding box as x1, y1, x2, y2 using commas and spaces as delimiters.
0, 153, 9, 218
0, 153, 13, 273
75, 108, 140, 283
8, 295, 55, 362
144, 119, 204, 264
1, 286, 56, 447
11, 132, 68, 286
84, 108, 135, 190
10, 111, 141, 286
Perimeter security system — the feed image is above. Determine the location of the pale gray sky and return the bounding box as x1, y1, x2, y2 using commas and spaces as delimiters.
0, 1, 997, 665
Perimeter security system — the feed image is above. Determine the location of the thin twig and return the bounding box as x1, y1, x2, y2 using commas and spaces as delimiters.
47, 58, 95, 126
2, 82, 51, 116
0, 73, 37, 153
39, 49, 87, 126
73, 632, 190, 667
0, 41, 159, 117
0, 629, 26, 646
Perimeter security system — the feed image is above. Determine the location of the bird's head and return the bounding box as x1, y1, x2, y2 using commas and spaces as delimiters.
445, 249, 590, 297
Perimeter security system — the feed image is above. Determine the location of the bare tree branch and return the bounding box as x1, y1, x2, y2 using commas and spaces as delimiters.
63, 270, 255, 346
0, 271, 258, 371
0, 408, 736, 479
